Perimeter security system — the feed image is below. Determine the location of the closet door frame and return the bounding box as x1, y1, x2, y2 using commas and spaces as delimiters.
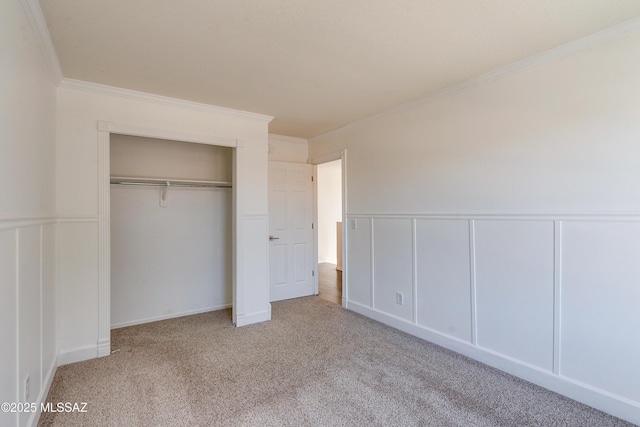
96, 121, 237, 357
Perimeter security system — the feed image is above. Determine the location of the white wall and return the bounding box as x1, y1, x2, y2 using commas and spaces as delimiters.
110, 137, 233, 327
317, 160, 342, 264
110, 134, 233, 182
268, 134, 308, 163
0, 1, 58, 426
110, 186, 232, 327
56, 79, 272, 364
309, 28, 640, 425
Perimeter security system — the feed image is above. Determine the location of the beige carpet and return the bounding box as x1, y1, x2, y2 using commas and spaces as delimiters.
40, 297, 631, 426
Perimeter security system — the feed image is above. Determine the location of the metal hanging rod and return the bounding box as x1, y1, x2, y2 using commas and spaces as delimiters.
110, 176, 232, 188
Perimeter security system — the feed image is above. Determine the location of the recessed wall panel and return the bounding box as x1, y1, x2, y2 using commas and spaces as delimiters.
475, 220, 554, 371
41, 224, 57, 378
18, 226, 42, 407
0, 230, 17, 424
373, 218, 413, 321
561, 222, 640, 402
346, 217, 371, 306
416, 219, 472, 342
59, 222, 99, 351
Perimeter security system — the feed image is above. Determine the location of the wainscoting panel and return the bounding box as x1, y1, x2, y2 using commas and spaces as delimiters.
19, 226, 42, 426
0, 219, 58, 427
373, 218, 413, 321
345, 217, 372, 307
474, 220, 554, 371
41, 224, 57, 389
0, 229, 17, 427
343, 213, 640, 424
560, 221, 640, 403
58, 221, 99, 363
415, 219, 472, 342
237, 215, 271, 325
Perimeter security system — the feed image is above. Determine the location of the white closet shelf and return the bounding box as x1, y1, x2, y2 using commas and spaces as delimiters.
110, 176, 232, 188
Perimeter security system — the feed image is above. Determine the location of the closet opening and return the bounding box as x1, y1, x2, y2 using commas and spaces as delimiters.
109, 134, 233, 329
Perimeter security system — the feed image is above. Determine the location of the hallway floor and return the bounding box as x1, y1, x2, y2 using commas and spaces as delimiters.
318, 262, 342, 305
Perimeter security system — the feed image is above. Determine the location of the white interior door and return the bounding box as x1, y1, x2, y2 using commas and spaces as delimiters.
269, 161, 315, 301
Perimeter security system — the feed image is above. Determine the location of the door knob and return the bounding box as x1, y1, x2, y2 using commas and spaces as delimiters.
269, 235, 279, 240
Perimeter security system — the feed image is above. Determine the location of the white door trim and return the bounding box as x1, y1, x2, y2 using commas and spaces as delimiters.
96, 121, 238, 356
310, 150, 348, 307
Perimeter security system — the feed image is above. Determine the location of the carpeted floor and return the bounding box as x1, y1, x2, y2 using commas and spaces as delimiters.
39, 297, 632, 426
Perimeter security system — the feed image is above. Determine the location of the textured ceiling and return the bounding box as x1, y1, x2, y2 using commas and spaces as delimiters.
40, 0, 640, 138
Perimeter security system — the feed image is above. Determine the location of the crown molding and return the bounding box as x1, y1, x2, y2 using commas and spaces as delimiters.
58, 78, 274, 124
19, 0, 63, 84
268, 133, 309, 144
311, 16, 640, 142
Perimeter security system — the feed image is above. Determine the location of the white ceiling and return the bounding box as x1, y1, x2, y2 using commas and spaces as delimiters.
40, 0, 640, 138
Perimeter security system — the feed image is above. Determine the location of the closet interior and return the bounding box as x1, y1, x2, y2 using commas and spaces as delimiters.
110, 134, 233, 328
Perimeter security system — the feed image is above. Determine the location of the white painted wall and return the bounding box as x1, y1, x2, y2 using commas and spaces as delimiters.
110, 136, 233, 327
268, 134, 308, 163
110, 134, 233, 182
111, 188, 232, 327
309, 29, 640, 425
0, 1, 58, 426
56, 79, 272, 364
317, 160, 342, 264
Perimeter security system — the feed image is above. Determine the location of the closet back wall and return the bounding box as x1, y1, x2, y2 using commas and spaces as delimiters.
110, 135, 232, 328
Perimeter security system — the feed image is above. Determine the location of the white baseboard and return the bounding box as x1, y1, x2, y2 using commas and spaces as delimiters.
59, 306, 233, 366
110, 304, 232, 329
346, 300, 640, 426
26, 354, 58, 427
235, 306, 271, 327
57, 344, 98, 366
97, 339, 111, 357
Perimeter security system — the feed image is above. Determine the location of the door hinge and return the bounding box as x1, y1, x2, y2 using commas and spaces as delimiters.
311, 175, 314, 182
312, 223, 314, 229
312, 270, 315, 277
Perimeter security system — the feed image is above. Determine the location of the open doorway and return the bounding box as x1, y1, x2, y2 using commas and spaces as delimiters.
316, 159, 343, 305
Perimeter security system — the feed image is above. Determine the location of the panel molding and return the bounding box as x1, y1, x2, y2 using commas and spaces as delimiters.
553, 221, 563, 375
346, 211, 640, 221
2, 219, 59, 427
469, 220, 478, 345
345, 212, 640, 424
369, 218, 375, 309
411, 218, 417, 324
0, 216, 56, 230
57, 217, 99, 223
347, 300, 640, 426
